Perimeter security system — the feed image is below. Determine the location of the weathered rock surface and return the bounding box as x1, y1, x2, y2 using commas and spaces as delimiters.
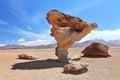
63, 62, 89, 73
18, 54, 37, 60
46, 10, 98, 62
81, 42, 111, 57
46, 10, 94, 32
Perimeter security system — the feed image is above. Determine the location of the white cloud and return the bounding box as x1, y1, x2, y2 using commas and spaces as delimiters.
17, 38, 25, 43
80, 28, 120, 42
12, 27, 46, 39
9, 27, 56, 46
0, 44, 5, 46
19, 39, 55, 46
2, 26, 55, 45
0, 20, 7, 25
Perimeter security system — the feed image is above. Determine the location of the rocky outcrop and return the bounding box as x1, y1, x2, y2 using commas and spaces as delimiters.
18, 54, 37, 60
46, 10, 98, 62
63, 62, 89, 73
81, 42, 111, 57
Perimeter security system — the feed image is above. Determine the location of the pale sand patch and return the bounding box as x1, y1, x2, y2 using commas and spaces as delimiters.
0, 47, 120, 80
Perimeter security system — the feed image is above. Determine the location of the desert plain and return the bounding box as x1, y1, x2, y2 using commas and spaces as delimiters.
0, 47, 120, 80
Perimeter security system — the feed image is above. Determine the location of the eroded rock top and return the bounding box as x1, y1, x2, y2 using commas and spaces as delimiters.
46, 10, 98, 32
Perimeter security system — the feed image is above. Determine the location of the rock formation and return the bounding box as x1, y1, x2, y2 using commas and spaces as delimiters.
46, 10, 98, 62
81, 42, 111, 57
18, 54, 37, 60
63, 62, 89, 73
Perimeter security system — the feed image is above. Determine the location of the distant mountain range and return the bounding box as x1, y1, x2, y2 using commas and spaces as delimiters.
0, 44, 57, 50
0, 40, 120, 49
72, 39, 120, 47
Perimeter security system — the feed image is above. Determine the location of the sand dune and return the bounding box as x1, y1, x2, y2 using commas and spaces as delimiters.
0, 47, 120, 80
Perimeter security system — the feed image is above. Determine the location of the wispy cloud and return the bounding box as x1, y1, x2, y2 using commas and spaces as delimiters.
0, 44, 5, 46
19, 39, 55, 46
0, 26, 50, 39
0, 20, 7, 25
66, 0, 108, 14
17, 38, 25, 43
31, 14, 43, 25
13, 27, 45, 39
80, 28, 120, 42
26, 25, 32, 30
4, 0, 41, 27
2, 26, 55, 45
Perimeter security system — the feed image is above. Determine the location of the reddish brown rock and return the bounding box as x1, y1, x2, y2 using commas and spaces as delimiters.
18, 54, 37, 60
81, 42, 111, 57
46, 10, 97, 32
63, 62, 89, 73
46, 10, 98, 62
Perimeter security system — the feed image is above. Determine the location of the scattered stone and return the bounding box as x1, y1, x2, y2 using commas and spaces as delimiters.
18, 54, 37, 60
81, 42, 111, 57
63, 62, 89, 73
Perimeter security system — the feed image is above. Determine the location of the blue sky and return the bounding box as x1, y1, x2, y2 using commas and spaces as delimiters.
0, 0, 120, 46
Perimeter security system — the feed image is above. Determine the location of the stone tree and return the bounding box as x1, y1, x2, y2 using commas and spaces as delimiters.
46, 10, 98, 62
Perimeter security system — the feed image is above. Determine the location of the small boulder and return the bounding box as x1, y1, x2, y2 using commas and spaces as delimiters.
18, 54, 37, 60
81, 42, 111, 57
63, 62, 89, 73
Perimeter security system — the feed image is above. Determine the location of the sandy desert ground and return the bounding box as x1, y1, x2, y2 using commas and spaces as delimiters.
0, 47, 120, 80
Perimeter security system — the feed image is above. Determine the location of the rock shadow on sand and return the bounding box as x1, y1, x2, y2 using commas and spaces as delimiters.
82, 55, 111, 58
11, 59, 68, 70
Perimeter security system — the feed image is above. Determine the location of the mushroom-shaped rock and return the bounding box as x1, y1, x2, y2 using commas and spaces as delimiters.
46, 10, 98, 62
63, 62, 89, 73
81, 42, 111, 57
18, 54, 37, 60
